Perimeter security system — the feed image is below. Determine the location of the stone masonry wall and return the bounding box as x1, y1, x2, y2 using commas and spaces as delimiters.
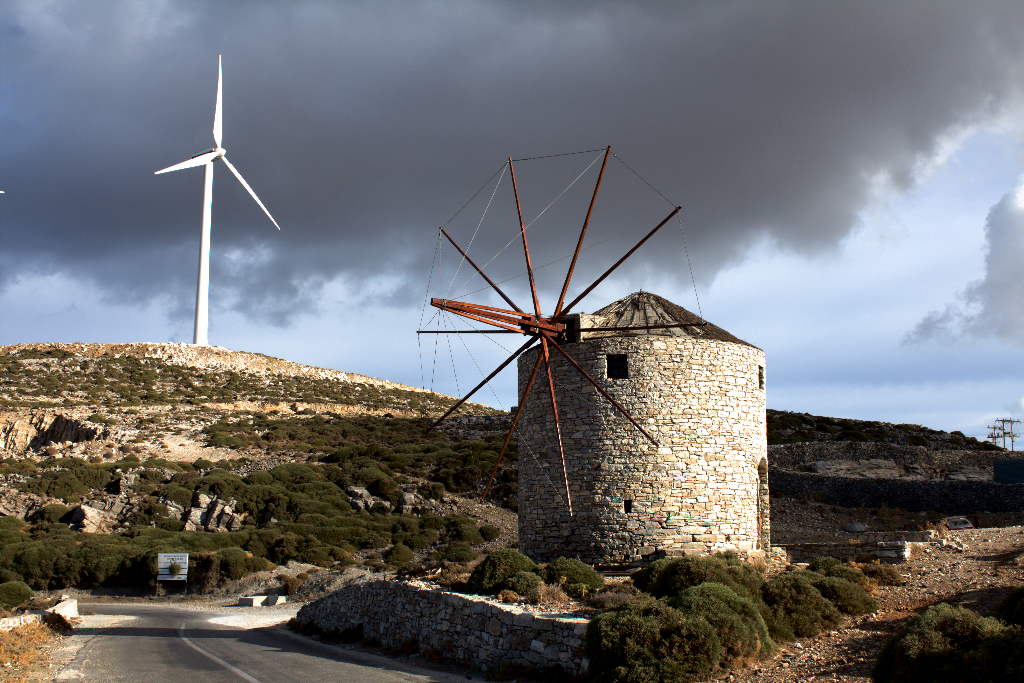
517, 336, 766, 565
770, 470, 1024, 513
769, 442, 1021, 472
295, 578, 589, 675
775, 531, 938, 565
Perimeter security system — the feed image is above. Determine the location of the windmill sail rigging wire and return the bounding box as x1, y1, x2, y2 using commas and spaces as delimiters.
422, 147, 700, 513
448, 211, 663, 303
419, 233, 442, 391
446, 166, 507, 295
447, 152, 604, 301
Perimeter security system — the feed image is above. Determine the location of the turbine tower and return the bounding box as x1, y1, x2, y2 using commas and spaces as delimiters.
156, 55, 280, 346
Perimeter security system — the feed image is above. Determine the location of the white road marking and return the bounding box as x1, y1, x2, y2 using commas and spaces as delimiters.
178, 622, 264, 683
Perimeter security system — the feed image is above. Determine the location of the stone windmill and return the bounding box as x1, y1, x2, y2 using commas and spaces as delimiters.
515, 291, 767, 566
425, 147, 768, 566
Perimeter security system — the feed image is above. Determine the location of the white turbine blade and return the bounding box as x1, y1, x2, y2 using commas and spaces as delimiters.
221, 156, 281, 229
155, 150, 219, 174
213, 55, 223, 147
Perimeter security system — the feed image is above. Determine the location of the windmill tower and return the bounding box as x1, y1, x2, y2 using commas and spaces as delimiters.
516, 291, 768, 566
424, 146, 768, 567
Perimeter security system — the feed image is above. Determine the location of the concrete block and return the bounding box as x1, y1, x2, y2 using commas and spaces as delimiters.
238, 596, 268, 606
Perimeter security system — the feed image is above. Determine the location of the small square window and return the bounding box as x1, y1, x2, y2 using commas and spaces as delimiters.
607, 354, 628, 379
624, 500, 633, 513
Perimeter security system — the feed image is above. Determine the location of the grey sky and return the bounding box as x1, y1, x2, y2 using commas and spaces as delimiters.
2, 1, 1022, 435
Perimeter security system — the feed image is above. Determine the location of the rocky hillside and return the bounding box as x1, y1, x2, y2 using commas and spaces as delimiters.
0, 343, 522, 592
767, 409, 1001, 451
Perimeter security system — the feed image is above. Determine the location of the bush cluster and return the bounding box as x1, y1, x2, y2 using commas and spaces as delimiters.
202, 414, 518, 505
587, 553, 880, 682
466, 549, 537, 595
998, 585, 1024, 628
540, 557, 605, 595
0, 581, 34, 609
873, 602, 1024, 682
586, 595, 721, 683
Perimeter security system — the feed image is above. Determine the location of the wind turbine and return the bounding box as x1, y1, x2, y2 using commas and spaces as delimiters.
156, 55, 280, 346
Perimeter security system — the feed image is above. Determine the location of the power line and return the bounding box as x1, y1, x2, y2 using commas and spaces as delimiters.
987, 417, 1021, 451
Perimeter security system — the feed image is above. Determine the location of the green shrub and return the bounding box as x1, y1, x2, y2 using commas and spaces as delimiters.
502, 571, 541, 596
666, 582, 776, 666
480, 525, 500, 542
441, 543, 478, 563
159, 483, 194, 509
808, 556, 873, 589
0, 580, 34, 609
632, 554, 764, 604
466, 548, 537, 595
34, 504, 71, 523
761, 573, 841, 641
447, 522, 484, 545
216, 548, 252, 581
585, 595, 720, 683
386, 543, 414, 566
998, 586, 1024, 628
874, 602, 1024, 682
0, 516, 27, 532
589, 584, 642, 610
860, 562, 905, 586
811, 576, 876, 615
541, 557, 604, 592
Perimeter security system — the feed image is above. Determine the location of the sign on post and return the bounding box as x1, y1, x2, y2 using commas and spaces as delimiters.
157, 553, 189, 581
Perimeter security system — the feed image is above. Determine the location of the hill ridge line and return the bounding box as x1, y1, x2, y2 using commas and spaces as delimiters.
0, 342, 450, 399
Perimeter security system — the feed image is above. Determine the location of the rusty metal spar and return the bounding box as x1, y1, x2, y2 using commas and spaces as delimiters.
426, 147, 677, 511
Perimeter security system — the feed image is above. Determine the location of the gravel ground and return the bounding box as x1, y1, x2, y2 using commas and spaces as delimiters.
733, 525, 1024, 683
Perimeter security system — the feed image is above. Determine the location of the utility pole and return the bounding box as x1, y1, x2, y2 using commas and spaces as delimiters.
987, 418, 1021, 451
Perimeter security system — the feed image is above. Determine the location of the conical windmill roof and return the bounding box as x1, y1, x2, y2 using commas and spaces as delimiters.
583, 291, 757, 347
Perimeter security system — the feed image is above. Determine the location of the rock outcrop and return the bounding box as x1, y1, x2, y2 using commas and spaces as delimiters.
68, 504, 118, 533
0, 489, 64, 520
182, 492, 242, 532
0, 410, 107, 454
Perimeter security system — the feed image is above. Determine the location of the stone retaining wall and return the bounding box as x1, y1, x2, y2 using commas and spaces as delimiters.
775, 531, 936, 564
770, 470, 1024, 513
778, 541, 912, 564
769, 443, 1019, 471
0, 613, 42, 632
296, 578, 589, 675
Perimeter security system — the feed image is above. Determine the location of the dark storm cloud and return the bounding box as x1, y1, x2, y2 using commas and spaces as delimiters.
2, 1, 1023, 326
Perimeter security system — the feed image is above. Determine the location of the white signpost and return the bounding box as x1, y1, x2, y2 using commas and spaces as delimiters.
157, 553, 189, 581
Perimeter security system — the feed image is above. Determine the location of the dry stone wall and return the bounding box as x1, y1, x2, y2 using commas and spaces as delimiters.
517, 335, 766, 565
0, 613, 42, 632
770, 442, 1019, 473
770, 470, 1024, 514
776, 531, 938, 565
296, 578, 589, 675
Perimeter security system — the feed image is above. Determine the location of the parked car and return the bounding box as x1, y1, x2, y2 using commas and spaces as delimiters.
942, 516, 976, 530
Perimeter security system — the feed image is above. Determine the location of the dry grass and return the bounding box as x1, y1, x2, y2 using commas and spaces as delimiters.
525, 583, 569, 606
0, 622, 56, 683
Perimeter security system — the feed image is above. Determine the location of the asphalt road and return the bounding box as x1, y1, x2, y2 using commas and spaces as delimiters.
63, 604, 471, 683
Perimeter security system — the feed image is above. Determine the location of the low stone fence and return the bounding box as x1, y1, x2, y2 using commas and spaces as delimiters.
776, 530, 938, 564
769, 443, 1021, 471
0, 613, 42, 632
296, 577, 589, 675
770, 470, 1024, 513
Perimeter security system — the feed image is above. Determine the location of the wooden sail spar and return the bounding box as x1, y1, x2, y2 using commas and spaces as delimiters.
422, 146, 682, 513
